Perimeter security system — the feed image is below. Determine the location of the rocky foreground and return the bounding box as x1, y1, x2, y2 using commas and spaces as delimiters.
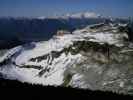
0, 78, 131, 98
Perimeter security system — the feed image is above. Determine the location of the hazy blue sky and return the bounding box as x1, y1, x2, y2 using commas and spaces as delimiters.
0, 0, 133, 18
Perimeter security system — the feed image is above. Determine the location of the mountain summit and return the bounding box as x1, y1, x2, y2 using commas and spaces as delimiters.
37, 12, 101, 19
0, 22, 133, 95
65, 12, 100, 19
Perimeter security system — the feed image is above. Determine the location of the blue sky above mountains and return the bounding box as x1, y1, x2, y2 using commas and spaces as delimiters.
0, 0, 133, 18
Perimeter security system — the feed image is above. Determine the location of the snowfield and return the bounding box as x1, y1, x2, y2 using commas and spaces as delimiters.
1, 24, 133, 95
0, 27, 126, 85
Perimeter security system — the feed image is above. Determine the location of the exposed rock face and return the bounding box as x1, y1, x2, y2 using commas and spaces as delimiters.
56, 30, 71, 36
118, 22, 133, 42
126, 24, 133, 42
0, 23, 133, 95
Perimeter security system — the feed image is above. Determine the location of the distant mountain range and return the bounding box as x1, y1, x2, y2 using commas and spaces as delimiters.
0, 12, 129, 49
38, 12, 101, 19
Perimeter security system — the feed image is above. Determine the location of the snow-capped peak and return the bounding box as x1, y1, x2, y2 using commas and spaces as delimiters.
37, 16, 46, 20
1, 23, 133, 94
37, 12, 100, 19
63, 12, 100, 19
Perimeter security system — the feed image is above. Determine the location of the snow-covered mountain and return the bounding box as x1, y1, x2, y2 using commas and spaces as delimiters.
64, 12, 100, 19
0, 13, 128, 50
0, 23, 133, 94
37, 12, 100, 19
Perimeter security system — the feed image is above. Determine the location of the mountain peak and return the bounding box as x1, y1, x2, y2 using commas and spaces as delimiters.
37, 12, 101, 19
62, 12, 101, 19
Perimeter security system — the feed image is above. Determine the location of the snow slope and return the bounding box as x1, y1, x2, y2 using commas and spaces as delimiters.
0, 24, 130, 91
